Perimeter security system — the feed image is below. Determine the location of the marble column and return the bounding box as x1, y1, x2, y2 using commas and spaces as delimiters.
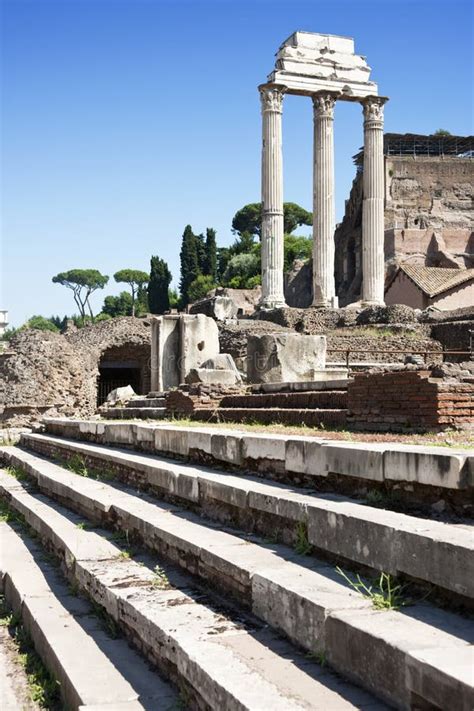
259, 84, 287, 309
361, 96, 387, 305
312, 93, 337, 307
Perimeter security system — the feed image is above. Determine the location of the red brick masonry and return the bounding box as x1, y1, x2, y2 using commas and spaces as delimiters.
348, 370, 474, 431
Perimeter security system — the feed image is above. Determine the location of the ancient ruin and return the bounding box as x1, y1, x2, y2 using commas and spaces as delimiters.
259, 31, 387, 308
0, 24, 473, 711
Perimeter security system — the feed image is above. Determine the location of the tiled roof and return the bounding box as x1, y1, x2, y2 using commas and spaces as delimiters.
399, 264, 474, 297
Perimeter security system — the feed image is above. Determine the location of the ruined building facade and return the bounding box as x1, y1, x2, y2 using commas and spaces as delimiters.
333, 133, 473, 306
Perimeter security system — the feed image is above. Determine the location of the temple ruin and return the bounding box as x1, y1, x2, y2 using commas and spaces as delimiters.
259, 31, 387, 309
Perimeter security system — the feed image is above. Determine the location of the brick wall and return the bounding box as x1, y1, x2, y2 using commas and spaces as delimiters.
347, 370, 474, 431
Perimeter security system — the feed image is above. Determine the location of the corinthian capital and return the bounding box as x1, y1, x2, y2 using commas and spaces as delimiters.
259, 84, 286, 113
312, 93, 337, 118
362, 96, 387, 123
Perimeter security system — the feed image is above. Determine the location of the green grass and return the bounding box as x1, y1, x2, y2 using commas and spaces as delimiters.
337, 567, 407, 610
0, 595, 61, 709
294, 521, 313, 556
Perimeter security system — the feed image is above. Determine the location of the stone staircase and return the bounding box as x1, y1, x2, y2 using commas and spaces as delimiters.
103, 392, 167, 420
1, 420, 473, 710
216, 383, 348, 426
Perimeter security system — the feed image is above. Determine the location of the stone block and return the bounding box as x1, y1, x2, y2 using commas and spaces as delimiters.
406, 645, 474, 711
210, 432, 243, 465
384, 447, 471, 489
180, 314, 220, 379
103, 423, 136, 447
285, 437, 326, 476
154, 426, 189, 457
246, 334, 326, 384
321, 442, 385, 482
241, 433, 287, 465
325, 606, 472, 710
186, 368, 238, 385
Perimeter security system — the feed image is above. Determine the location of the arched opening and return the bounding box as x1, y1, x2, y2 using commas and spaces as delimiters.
97, 343, 151, 406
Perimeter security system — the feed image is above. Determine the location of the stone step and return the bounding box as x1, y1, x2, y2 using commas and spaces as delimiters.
1, 453, 473, 709
126, 398, 166, 408
146, 391, 166, 399
15, 433, 474, 599
0, 471, 386, 711
215, 407, 348, 427
220, 391, 348, 410
40, 419, 474, 500
104, 407, 167, 420
0, 521, 177, 710
250, 376, 351, 393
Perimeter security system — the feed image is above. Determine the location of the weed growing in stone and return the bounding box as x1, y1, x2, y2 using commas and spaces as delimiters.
6, 464, 28, 481
90, 599, 120, 639
306, 649, 327, 667
336, 567, 407, 610
75, 521, 88, 530
66, 454, 89, 477
294, 521, 313, 556
117, 550, 131, 560
0, 595, 61, 708
152, 565, 170, 589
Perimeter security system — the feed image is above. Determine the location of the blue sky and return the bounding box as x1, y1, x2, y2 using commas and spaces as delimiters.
2, 0, 473, 327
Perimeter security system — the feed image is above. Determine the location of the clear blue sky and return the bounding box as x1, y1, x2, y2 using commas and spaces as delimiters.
2, 0, 473, 327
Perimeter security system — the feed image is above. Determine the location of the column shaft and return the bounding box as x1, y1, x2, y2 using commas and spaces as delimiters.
259, 85, 286, 309
362, 97, 386, 305
312, 93, 336, 307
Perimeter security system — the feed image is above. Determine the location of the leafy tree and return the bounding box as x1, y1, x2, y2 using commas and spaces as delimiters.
168, 289, 179, 309
0, 327, 16, 342
232, 202, 312, 238
188, 274, 216, 303
232, 203, 262, 237
102, 291, 133, 317
23, 315, 60, 332
284, 234, 313, 271
179, 225, 200, 305
204, 228, 217, 280
433, 129, 451, 136
222, 253, 260, 288
283, 203, 313, 234
52, 269, 109, 322
148, 256, 172, 314
113, 269, 149, 317
135, 285, 149, 315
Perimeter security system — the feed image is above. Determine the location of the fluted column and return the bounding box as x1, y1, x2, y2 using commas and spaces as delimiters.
312, 93, 337, 307
259, 84, 287, 309
361, 96, 387, 305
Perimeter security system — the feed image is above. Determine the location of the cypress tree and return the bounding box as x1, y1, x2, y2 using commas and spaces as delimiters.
195, 233, 207, 274
148, 256, 172, 314
204, 228, 217, 280
179, 225, 199, 305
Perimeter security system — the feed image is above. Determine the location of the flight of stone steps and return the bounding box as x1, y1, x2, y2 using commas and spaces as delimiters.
103, 392, 168, 420
104, 378, 350, 427
1, 419, 473, 710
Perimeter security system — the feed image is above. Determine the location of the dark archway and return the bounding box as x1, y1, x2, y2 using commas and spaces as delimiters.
97, 343, 151, 405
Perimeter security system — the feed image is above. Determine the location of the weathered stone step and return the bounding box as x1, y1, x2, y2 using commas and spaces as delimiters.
0, 471, 385, 711
16, 433, 474, 599
220, 390, 348, 410
41, 419, 473, 498
105, 407, 167, 420
0, 521, 177, 710
126, 398, 166, 408
1, 454, 473, 710
212, 407, 348, 427
250, 376, 350, 393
